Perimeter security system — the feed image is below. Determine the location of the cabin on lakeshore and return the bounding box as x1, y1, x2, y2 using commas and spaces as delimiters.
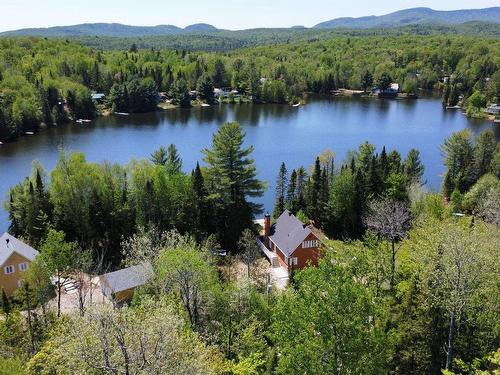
91, 93, 106, 103
0, 233, 39, 296
258, 211, 324, 273
376, 82, 400, 98
99, 262, 153, 305
486, 104, 500, 115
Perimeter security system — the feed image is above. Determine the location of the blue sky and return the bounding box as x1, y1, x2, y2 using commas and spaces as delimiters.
1, 0, 497, 31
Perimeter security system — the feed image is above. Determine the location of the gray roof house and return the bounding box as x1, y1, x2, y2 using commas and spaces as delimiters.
263, 210, 324, 271
268, 211, 316, 258
99, 262, 153, 304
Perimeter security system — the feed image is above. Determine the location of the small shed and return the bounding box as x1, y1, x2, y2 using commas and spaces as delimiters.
99, 262, 153, 304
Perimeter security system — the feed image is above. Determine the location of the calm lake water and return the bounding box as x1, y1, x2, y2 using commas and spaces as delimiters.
0, 96, 497, 233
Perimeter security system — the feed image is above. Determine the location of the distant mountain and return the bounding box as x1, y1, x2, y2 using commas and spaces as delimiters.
1, 7, 499, 38
0, 23, 218, 37
184, 23, 218, 32
314, 7, 500, 29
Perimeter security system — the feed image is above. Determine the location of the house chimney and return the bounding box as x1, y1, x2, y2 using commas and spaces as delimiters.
264, 213, 271, 248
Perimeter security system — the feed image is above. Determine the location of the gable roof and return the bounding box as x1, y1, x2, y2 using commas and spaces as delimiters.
99, 262, 153, 296
269, 210, 318, 257
0, 233, 39, 266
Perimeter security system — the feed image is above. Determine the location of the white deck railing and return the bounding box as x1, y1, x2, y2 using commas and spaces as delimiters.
256, 237, 280, 268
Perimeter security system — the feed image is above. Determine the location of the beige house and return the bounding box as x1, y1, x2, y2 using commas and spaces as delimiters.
0, 233, 39, 295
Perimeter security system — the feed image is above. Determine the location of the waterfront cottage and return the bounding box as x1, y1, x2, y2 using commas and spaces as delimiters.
0, 233, 39, 295
486, 104, 500, 115
261, 210, 323, 272
99, 262, 153, 305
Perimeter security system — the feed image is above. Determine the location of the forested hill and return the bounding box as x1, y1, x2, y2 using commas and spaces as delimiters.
2, 7, 499, 39
314, 7, 500, 29
0, 22, 219, 37
1, 23, 497, 53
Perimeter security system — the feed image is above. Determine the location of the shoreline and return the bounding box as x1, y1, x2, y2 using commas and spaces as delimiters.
1, 92, 492, 145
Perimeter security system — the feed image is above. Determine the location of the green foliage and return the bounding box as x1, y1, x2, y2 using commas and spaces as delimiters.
273, 162, 288, 218
272, 254, 390, 374
462, 174, 500, 213
203, 122, 265, 249
2, 32, 499, 140
0, 356, 24, 375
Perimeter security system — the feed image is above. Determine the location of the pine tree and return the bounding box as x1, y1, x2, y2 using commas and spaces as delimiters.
203, 122, 265, 249
274, 162, 288, 218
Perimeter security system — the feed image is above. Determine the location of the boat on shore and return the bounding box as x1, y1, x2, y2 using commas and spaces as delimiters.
24, 131, 34, 136
114, 112, 130, 116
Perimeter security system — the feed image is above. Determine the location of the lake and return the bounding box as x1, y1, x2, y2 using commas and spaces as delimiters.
0, 96, 496, 233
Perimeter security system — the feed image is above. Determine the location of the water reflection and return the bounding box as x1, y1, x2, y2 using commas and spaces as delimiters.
0, 96, 495, 232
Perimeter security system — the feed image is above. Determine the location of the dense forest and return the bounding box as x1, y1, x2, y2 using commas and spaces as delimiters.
1, 33, 500, 141
1, 122, 499, 374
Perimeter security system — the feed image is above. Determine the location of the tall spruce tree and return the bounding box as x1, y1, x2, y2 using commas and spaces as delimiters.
166, 144, 183, 175
308, 157, 323, 224
286, 169, 297, 214
404, 149, 425, 185
274, 162, 288, 218
191, 162, 213, 239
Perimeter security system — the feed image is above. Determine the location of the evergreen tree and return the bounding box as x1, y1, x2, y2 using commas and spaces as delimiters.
166, 144, 183, 175
150, 146, 168, 165
404, 149, 425, 185
296, 167, 307, 212
191, 162, 213, 239
286, 169, 297, 214
203, 122, 265, 249
197, 73, 215, 103
213, 59, 226, 88
273, 162, 288, 218
379, 146, 389, 183
473, 129, 496, 181
171, 78, 191, 108
308, 157, 323, 224
361, 70, 373, 93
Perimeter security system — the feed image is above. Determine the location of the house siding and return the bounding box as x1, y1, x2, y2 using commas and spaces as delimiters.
290, 233, 322, 270
0, 252, 32, 295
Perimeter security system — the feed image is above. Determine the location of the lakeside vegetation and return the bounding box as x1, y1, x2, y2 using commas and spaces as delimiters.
1, 123, 499, 374
1, 33, 500, 141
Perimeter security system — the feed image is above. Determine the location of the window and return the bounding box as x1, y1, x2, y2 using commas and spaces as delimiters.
4, 265, 14, 275
288, 257, 298, 266
302, 240, 318, 248
19, 263, 28, 272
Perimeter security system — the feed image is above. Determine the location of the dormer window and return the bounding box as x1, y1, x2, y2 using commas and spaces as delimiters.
4, 265, 14, 275
302, 240, 318, 248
